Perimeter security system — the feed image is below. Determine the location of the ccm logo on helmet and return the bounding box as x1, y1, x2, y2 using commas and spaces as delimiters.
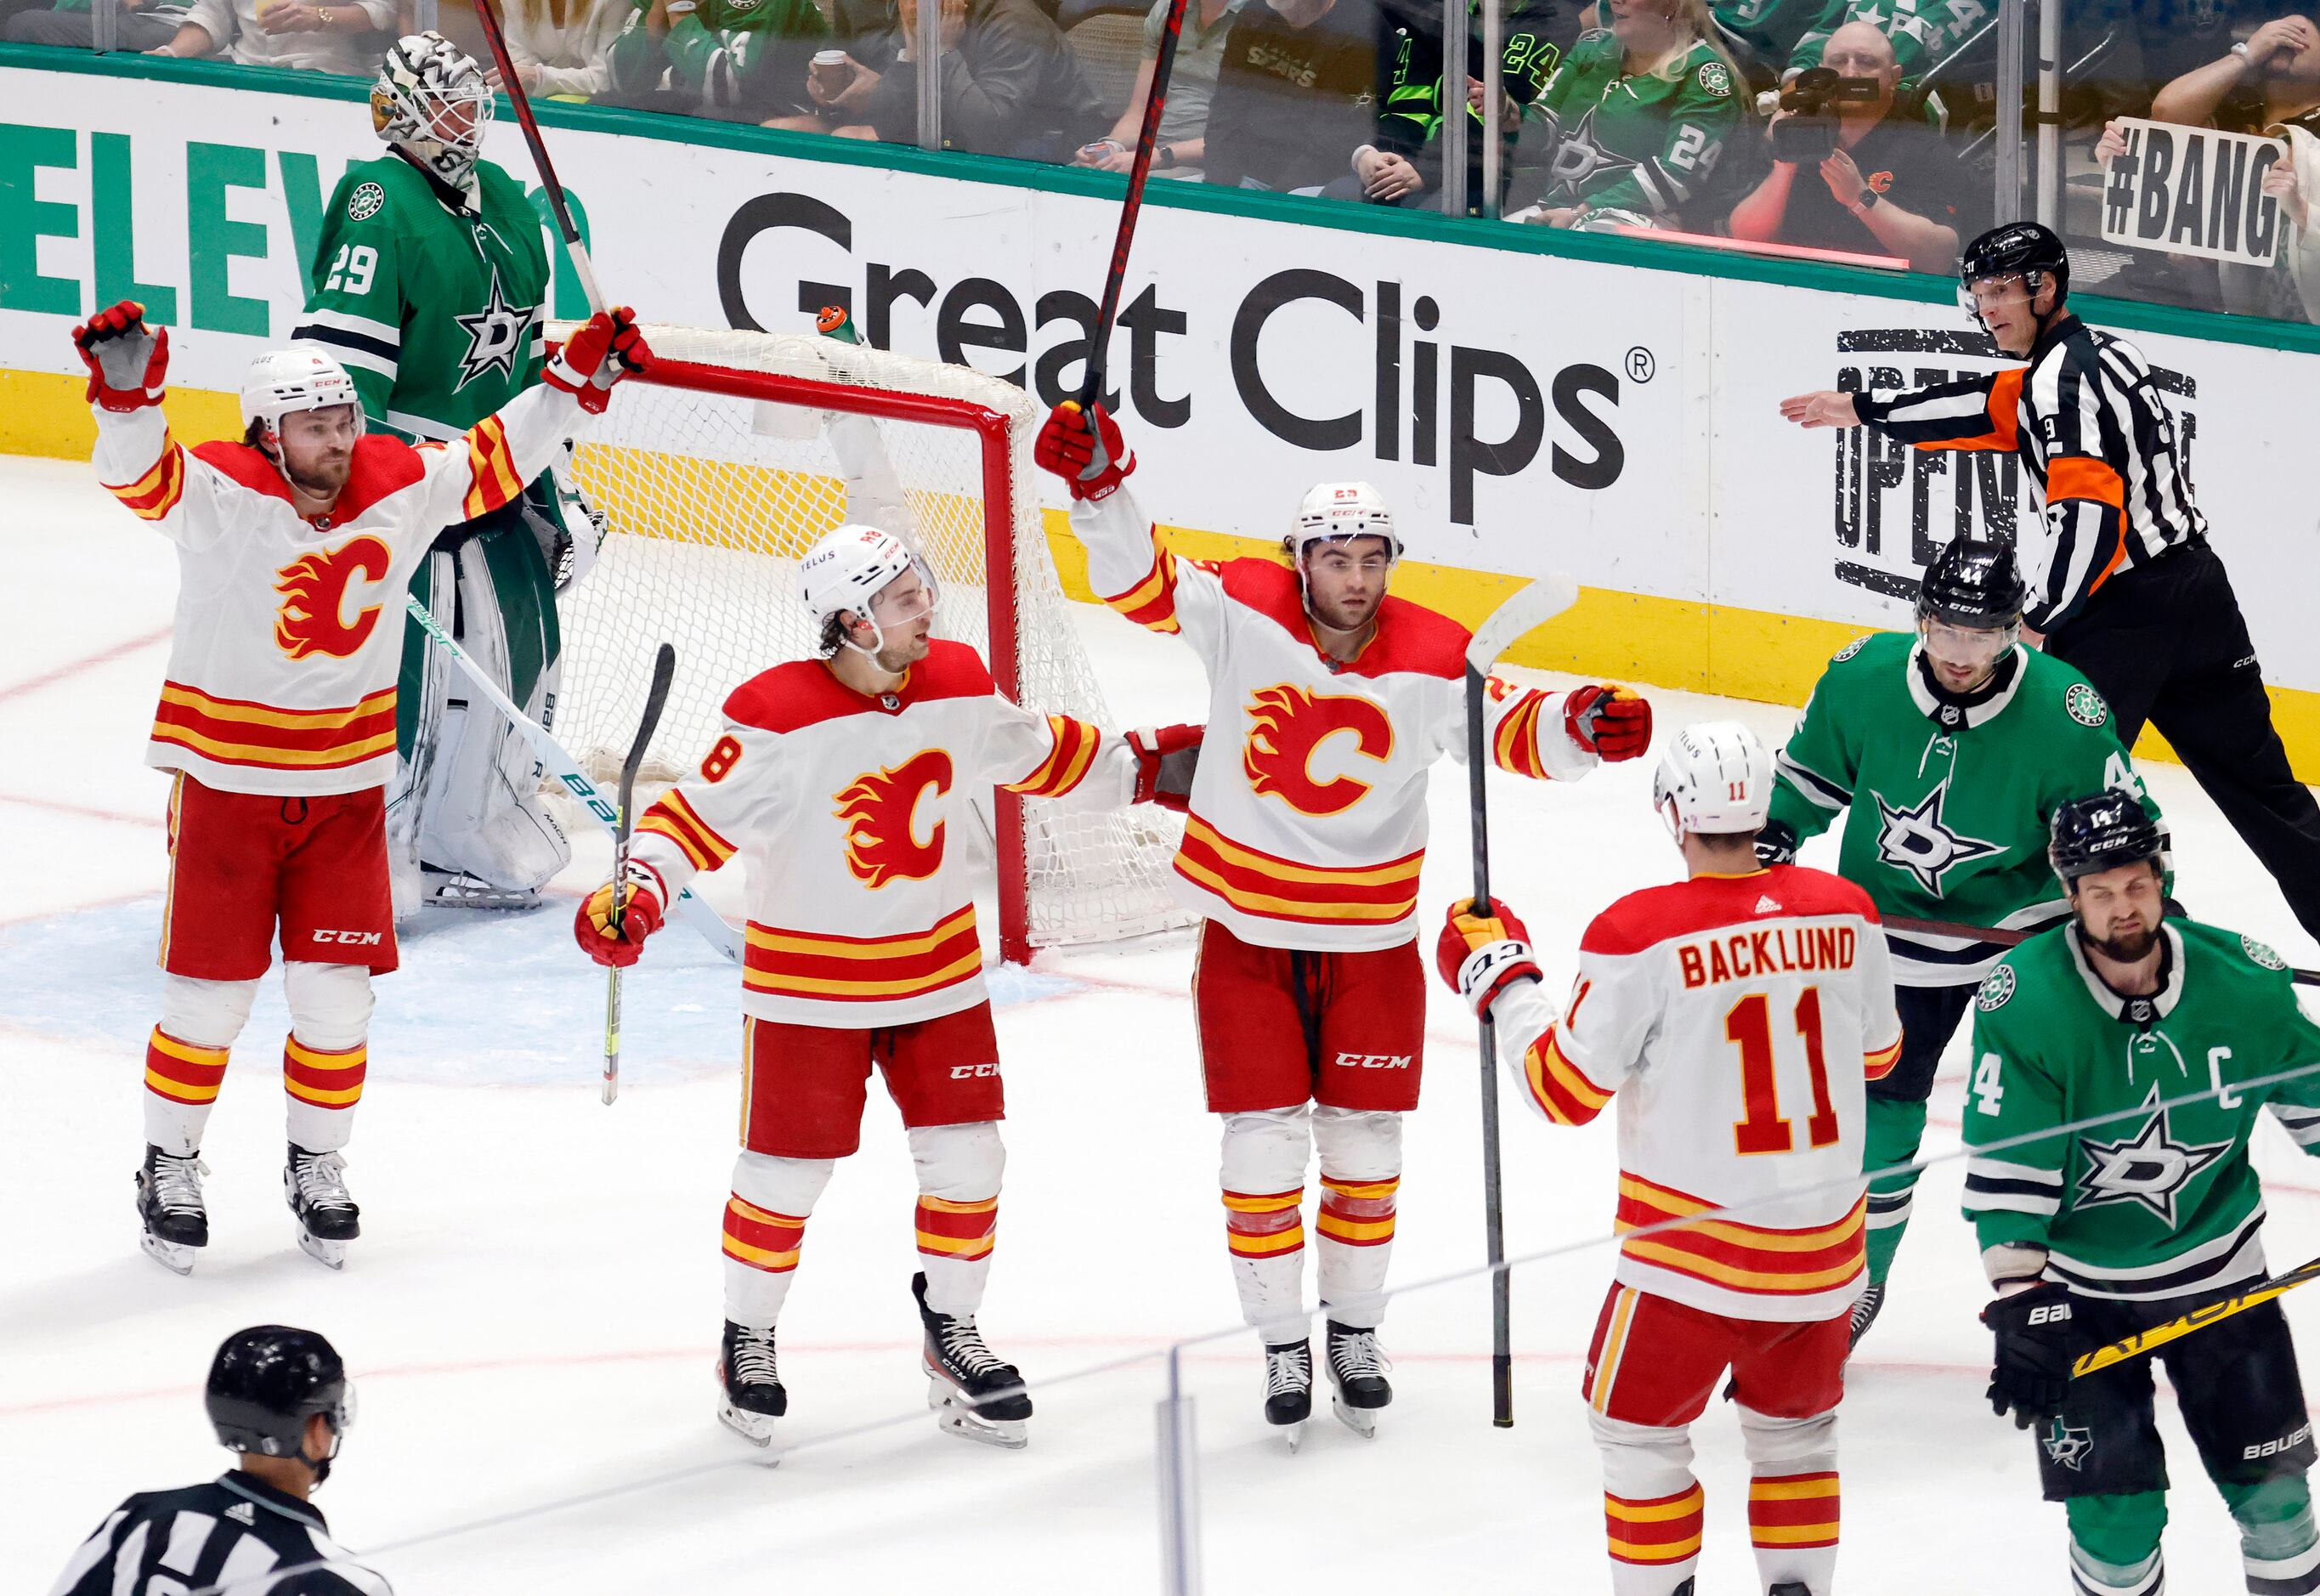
311, 930, 385, 946
1333, 1052, 1412, 1071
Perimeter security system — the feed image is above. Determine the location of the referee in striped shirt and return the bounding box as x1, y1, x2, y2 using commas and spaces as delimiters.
1780, 220, 2320, 943
50, 1326, 388, 1596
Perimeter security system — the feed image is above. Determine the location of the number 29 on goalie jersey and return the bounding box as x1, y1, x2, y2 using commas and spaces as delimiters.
1489, 866, 1904, 1322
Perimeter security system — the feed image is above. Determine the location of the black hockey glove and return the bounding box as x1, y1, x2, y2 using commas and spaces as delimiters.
1982, 1282, 2079, 1429
1756, 818, 1800, 869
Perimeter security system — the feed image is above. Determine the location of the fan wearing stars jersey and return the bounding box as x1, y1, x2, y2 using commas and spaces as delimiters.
1966, 793, 2320, 1596
293, 33, 583, 919
1758, 540, 2164, 1344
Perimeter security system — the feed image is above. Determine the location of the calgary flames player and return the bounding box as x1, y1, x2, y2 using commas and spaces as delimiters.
76, 297, 647, 1274
1439, 722, 1902, 1596
574, 523, 1197, 1451
1033, 401, 1653, 1441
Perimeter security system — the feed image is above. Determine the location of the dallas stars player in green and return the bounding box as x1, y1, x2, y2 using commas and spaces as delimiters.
292, 32, 580, 914
1761, 540, 2163, 1343
1966, 793, 2320, 1596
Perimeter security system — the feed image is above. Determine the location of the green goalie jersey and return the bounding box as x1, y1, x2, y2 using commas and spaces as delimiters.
1767, 631, 2164, 986
1962, 920, 2320, 1301
292, 154, 551, 444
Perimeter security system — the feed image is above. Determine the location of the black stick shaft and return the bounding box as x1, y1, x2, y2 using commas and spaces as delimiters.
1079, 0, 1191, 410
1466, 665, 1514, 1428
604, 643, 677, 1106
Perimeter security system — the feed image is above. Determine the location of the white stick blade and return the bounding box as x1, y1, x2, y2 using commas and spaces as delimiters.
1465, 574, 1580, 674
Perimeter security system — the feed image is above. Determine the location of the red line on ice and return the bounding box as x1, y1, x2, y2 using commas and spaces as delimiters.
0, 790, 161, 829
0, 625, 169, 704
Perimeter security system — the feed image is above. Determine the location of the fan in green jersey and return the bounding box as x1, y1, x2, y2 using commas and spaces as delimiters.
291, 31, 589, 915
1964, 793, 2320, 1596
1761, 539, 2164, 1344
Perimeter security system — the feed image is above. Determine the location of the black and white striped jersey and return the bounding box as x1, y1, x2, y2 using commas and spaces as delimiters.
48, 1471, 390, 1596
1853, 313, 2206, 634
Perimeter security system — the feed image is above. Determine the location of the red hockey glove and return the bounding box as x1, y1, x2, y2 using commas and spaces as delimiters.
1435, 897, 1542, 1016
1034, 400, 1134, 502
1128, 723, 1201, 812
73, 299, 169, 412
546, 306, 652, 415
1564, 685, 1652, 762
574, 863, 667, 968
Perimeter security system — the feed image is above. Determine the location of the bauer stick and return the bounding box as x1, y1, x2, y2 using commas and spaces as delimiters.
1462, 574, 1582, 1429
2073, 1251, 2320, 1377
472, 0, 606, 314
604, 642, 677, 1105
1078, 0, 1191, 410
402, 595, 742, 965
1884, 913, 2320, 987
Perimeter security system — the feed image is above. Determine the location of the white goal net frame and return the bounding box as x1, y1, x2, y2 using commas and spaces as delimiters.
552, 324, 1187, 964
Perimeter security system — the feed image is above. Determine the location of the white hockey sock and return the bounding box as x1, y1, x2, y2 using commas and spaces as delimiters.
2069, 1542, 2164, 1596
1590, 1410, 1703, 1596
1739, 1405, 1841, 1595
1220, 1108, 1312, 1343
721, 1152, 835, 1329
282, 962, 373, 1154
1312, 1106, 1400, 1330
144, 975, 258, 1156
910, 1122, 1004, 1317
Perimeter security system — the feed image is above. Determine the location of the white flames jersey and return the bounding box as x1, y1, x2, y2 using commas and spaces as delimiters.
1071, 489, 1599, 952
91, 387, 580, 796
1491, 866, 1904, 1322
629, 641, 1140, 1028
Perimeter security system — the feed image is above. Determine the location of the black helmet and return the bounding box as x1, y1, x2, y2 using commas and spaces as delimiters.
2050, 790, 2164, 884
207, 1326, 353, 1464
1961, 221, 2070, 310
1917, 540, 2028, 630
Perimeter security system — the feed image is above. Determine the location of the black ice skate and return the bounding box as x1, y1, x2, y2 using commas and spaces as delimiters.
135, 1146, 208, 1276
914, 1271, 1030, 1449
1848, 1282, 1886, 1350
717, 1319, 786, 1451
1262, 1339, 1313, 1452
1325, 1320, 1392, 1439
1768, 1583, 1814, 1595
284, 1144, 360, 1270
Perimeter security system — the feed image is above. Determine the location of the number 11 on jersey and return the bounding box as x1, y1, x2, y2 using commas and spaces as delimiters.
1728, 987, 1840, 1155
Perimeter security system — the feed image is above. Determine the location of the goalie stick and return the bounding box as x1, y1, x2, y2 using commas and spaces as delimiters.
1463, 574, 1581, 1429
604, 643, 677, 1105
403, 594, 742, 965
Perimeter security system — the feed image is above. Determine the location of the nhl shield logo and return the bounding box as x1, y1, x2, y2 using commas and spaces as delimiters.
347, 181, 386, 222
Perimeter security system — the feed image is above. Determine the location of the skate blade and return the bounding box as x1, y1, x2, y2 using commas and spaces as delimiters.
424, 887, 540, 912
928, 1379, 1028, 1450
1331, 1392, 1379, 1439
717, 1401, 782, 1457
296, 1230, 348, 1271
1280, 1420, 1305, 1453
140, 1233, 196, 1276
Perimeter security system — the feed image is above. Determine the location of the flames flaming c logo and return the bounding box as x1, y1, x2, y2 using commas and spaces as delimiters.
1242, 684, 1393, 817
274, 535, 393, 661
835, 748, 953, 887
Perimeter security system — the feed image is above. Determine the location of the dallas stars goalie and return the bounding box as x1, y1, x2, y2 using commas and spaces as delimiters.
292, 31, 593, 914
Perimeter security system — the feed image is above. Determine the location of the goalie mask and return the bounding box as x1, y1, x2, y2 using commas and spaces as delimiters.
373, 32, 494, 190
800, 524, 940, 658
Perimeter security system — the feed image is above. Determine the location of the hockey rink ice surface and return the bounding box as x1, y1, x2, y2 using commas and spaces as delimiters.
11, 450, 2320, 1593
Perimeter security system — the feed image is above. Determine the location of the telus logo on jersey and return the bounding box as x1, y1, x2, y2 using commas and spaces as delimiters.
834, 749, 953, 887
1242, 685, 1393, 817
274, 535, 392, 661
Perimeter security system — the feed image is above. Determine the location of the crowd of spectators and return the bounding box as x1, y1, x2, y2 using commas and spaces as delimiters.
13, 0, 2320, 317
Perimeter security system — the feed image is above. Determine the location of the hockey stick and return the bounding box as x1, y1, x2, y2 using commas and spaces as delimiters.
1885, 913, 2320, 987
2073, 1251, 2320, 1377
604, 642, 677, 1106
1463, 574, 1582, 1429
1078, 0, 1191, 409
402, 594, 742, 965
472, 0, 606, 315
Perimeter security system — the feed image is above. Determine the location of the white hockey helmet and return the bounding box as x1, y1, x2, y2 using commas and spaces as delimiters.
240, 347, 360, 440
1289, 481, 1401, 560
800, 524, 939, 656
1651, 721, 1774, 842
372, 32, 494, 188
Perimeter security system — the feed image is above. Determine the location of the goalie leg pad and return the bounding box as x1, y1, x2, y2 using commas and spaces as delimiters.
1220, 1106, 1312, 1343
1311, 1106, 1400, 1331
280, 961, 374, 1153
1738, 1405, 1842, 1593
1587, 1409, 1706, 1595
723, 1150, 837, 1329
145, 976, 259, 1156
910, 1121, 1004, 1317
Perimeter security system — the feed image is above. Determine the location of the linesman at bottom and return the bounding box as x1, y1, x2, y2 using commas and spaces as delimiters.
1966, 793, 2320, 1596
49, 1325, 388, 1596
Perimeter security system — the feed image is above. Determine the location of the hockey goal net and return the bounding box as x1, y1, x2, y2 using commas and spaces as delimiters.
552, 324, 1186, 962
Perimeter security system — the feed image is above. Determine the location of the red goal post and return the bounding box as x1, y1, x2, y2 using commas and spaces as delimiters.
552, 324, 1186, 963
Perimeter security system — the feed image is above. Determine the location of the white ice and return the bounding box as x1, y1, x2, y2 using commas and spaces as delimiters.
7, 449, 2320, 1594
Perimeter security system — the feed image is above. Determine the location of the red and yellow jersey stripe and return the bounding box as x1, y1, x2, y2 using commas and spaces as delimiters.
459, 414, 526, 520
1004, 715, 1101, 798
743, 904, 982, 1005
1615, 1172, 1865, 1299
1491, 684, 1555, 780
637, 788, 738, 872
105, 432, 188, 522
1864, 1030, 1904, 1083
1174, 814, 1423, 928
1100, 545, 1187, 634
1519, 1025, 1615, 1126
150, 681, 397, 772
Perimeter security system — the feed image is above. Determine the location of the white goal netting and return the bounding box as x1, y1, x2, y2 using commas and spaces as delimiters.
553, 324, 1186, 955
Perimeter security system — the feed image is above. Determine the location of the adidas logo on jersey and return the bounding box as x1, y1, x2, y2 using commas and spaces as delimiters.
226, 1503, 257, 1525
1754, 895, 1782, 914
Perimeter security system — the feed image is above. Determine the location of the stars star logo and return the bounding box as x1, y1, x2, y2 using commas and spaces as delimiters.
1871, 781, 2004, 895
2074, 1084, 2232, 1225
452, 270, 530, 393
2043, 1419, 2094, 1471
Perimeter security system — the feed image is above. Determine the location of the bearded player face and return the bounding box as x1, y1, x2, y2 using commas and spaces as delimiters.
272, 405, 361, 501
2069, 859, 2164, 963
